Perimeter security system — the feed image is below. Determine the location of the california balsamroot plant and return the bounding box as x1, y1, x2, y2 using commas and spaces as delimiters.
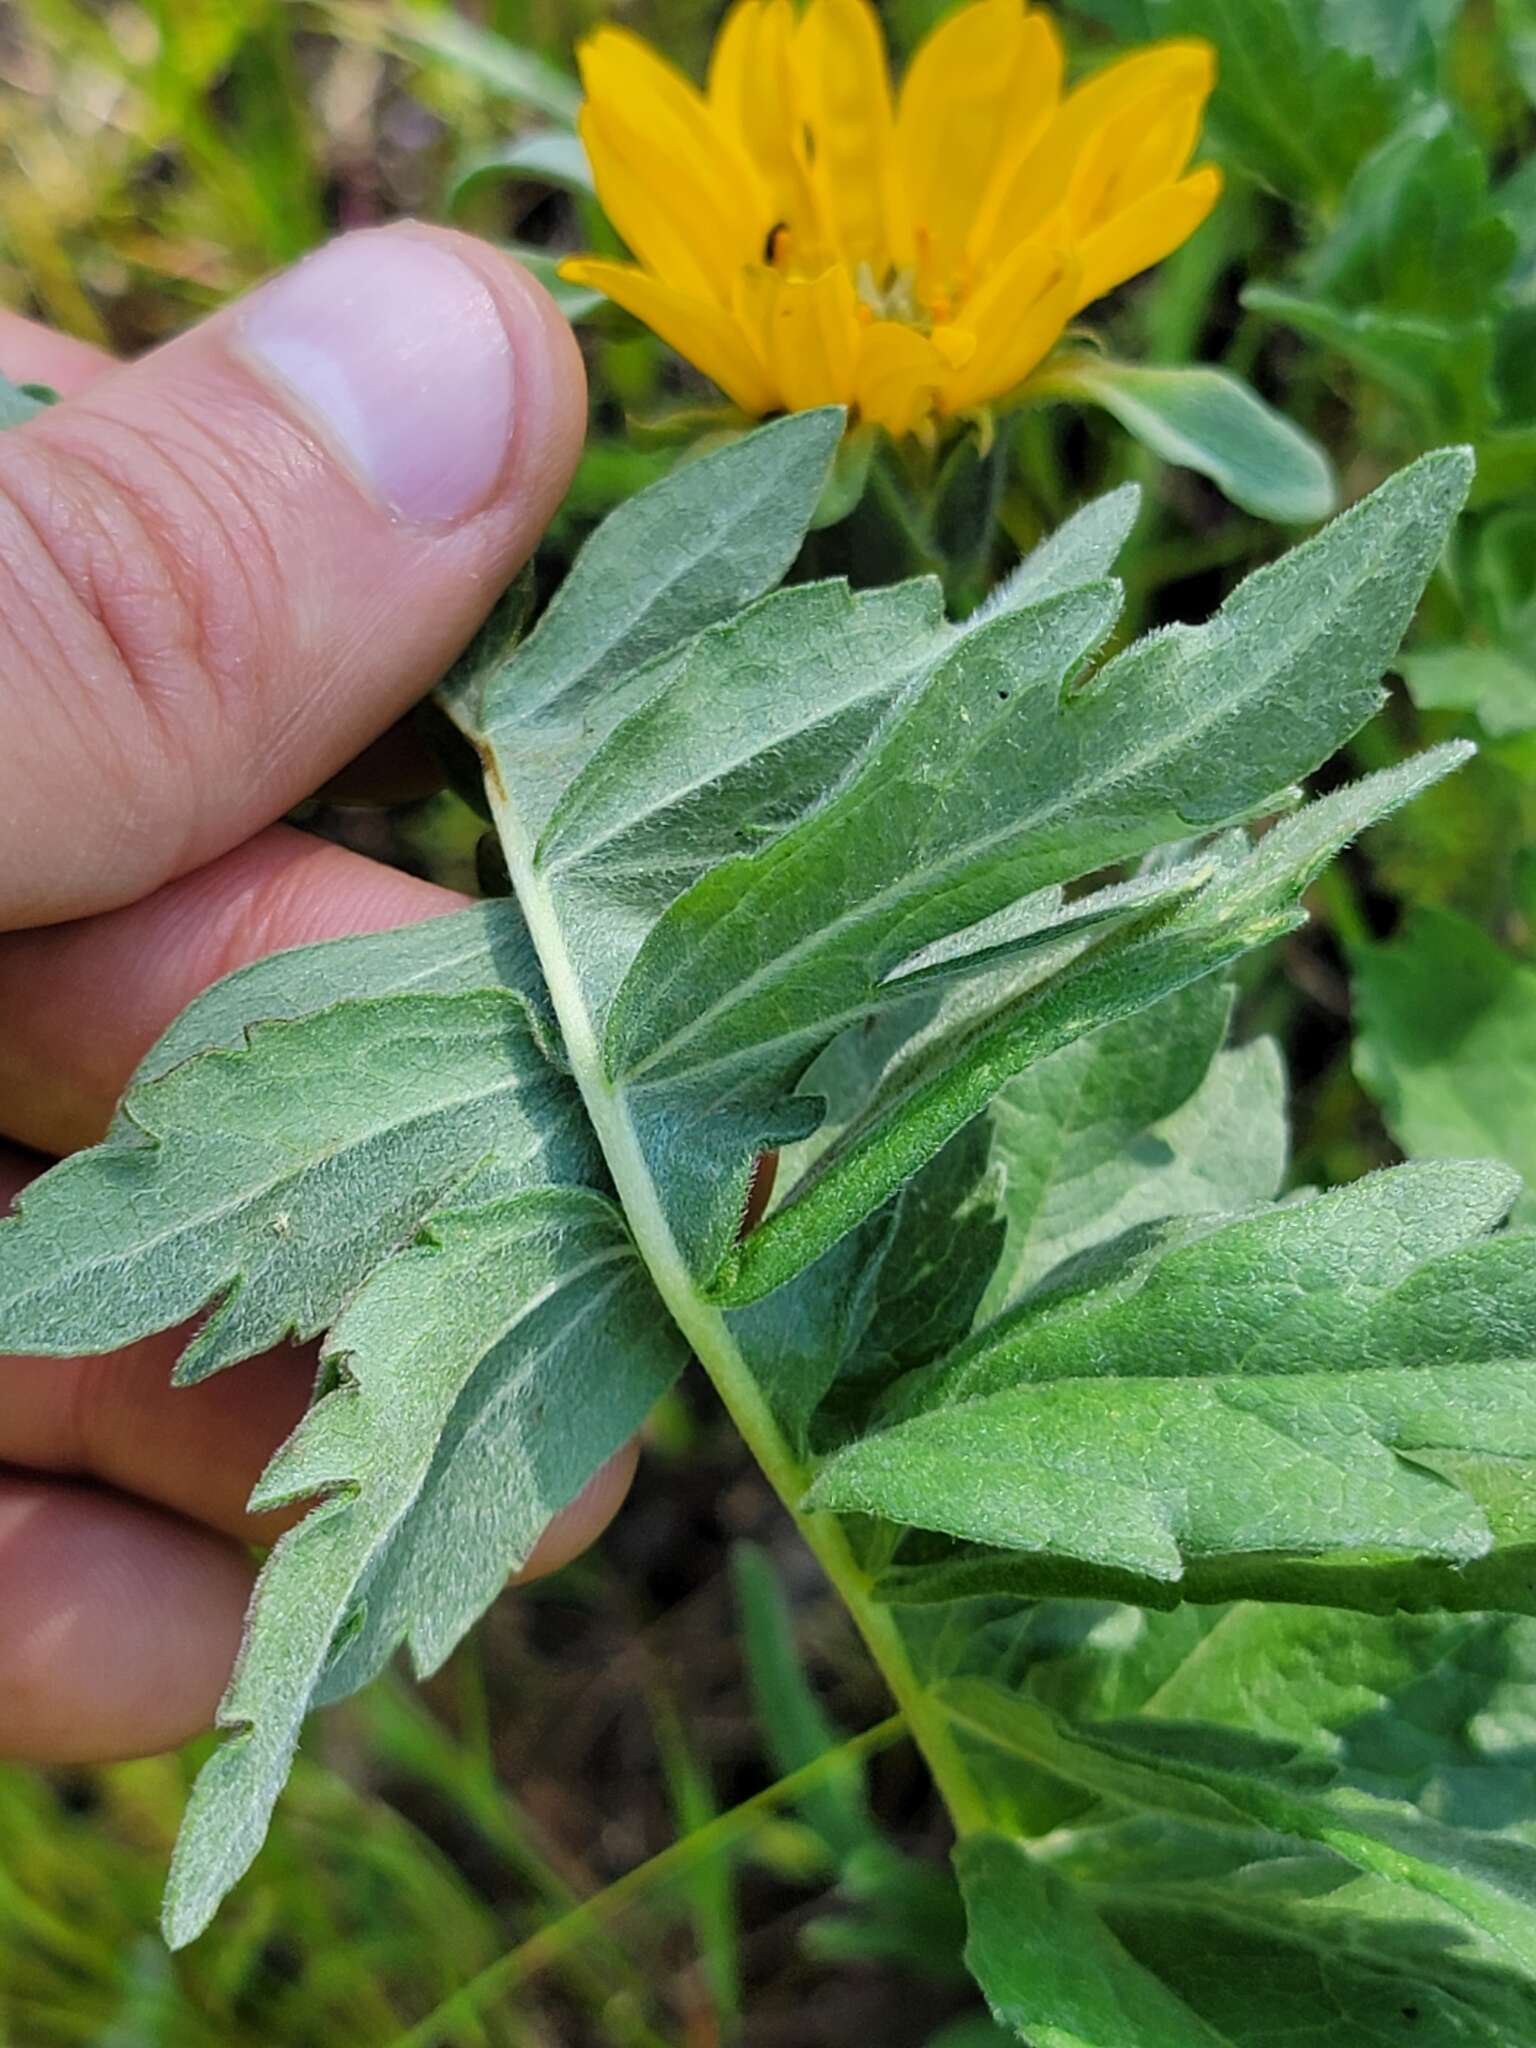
13, 388, 1536, 2044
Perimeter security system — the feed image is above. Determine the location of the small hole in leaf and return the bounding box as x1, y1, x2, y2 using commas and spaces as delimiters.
997, 690, 1010, 701
1401, 2008, 1421, 2024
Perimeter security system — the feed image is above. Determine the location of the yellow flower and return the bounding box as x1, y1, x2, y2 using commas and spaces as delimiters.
561, 0, 1221, 439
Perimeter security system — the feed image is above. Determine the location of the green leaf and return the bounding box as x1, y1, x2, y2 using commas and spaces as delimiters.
962, 1835, 1228, 2039
0, 413, 1489, 1958
958, 1795, 1536, 2044
1319, 0, 1463, 83
809, 1160, 1536, 1588
951, 1602, 1536, 2044
981, 980, 1288, 1317
501, 244, 603, 323
945, 1679, 1536, 1975
1025, 1601, 1536, 1807
958, 1833, 1232, 2047
608, 451, 1469, 1279
1354, 908, 1536, 1226
1153, 0, 1402, 205
1094, 1861, 1536, 2047
1249, 286, 1497, 438
1305, 113, 1517, 322
730, 1116, 1006, 1451
0, 373, 56, 426
1244, 114, 1517, 436
1400, 643, 1536, 736
449, 129, 593, 207
976, 483, 1143, 618
530, 482, 1149, 1034
129, 901, 554, 1086
163, 1188, 684, 1947
1031, 356, 1336, 524
536, 575, 951, 1014
444, 407, 845, 829
382, 8, 581, 123
0, 992, 598, 1378
721, 746, 1470, 1307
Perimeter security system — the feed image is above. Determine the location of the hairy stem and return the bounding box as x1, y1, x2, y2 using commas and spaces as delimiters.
484, 772, 991, 1846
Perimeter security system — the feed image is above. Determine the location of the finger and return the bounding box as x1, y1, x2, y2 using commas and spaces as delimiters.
1, 1148, 637, 1567
4, 305, 451, 821
0, 307, 115, 398
0, 224, 586, 928
0, 823, 467, 1154
3, 1310, 639, 1565
0, 1471, 254, 1762
0, 1445, 633, 1767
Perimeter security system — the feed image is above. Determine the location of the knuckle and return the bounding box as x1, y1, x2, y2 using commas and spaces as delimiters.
0, 396, 293, 752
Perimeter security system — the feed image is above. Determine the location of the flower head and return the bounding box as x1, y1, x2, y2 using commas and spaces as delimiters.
562, 0, 1220, 439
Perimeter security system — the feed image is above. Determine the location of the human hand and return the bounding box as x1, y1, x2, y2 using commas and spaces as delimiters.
0, 226, 624, 1763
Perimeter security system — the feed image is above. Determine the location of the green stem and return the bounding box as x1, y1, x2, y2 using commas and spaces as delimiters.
484, 773, 991, 1846
388, 1715, 906, 2048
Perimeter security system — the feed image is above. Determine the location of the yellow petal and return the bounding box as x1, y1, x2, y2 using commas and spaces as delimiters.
931, 324, 977, 370
707, 1, 793, 178
1067, 88, 1207, 235
939, 244, 1081, 413
708, 0, 831, 263
971, 38, 1215, 267
560, 258, 778, 416
793, 0, 900, 273
1072, 163, 1223, 309
1045, 37, 1215, 161
736, 264, 861, 412
852, 320, 948, 436
897, 1, 1062, 286
577, 28, 767, 302
706, 0, 760, 115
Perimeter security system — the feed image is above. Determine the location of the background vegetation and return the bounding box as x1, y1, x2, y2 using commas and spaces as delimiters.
2, 0, 1535, 2040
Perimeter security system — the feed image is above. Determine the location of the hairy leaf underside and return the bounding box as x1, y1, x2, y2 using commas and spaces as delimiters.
6, 408, 1536, 2037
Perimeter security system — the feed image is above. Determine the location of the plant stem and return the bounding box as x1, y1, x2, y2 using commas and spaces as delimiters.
485, 774, 992, 1846
389, 1715, 906, 2048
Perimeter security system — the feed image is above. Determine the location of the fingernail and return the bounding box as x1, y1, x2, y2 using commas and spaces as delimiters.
238, 231, 517, 525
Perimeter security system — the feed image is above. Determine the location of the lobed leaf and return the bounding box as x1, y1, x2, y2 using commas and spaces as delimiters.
809, 1160, 1536, 1586
0, 405, 1498, 1964
980, 979, 1287, 1318
719, 746, 1470, 1306
130, 900, 555, 1085
946, 1679, 1536, 1973
954, 1595, 1536, 2045
162, 1187, 683, 1947
1245, 115, 1518, 435
1153, 0, 1402, 205
603, 450, 1471, 1279
0, 992, 599, 1379
444, 407, 844, 829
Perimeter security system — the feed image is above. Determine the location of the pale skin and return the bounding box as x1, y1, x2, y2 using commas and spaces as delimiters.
0, 226, 631, 1763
